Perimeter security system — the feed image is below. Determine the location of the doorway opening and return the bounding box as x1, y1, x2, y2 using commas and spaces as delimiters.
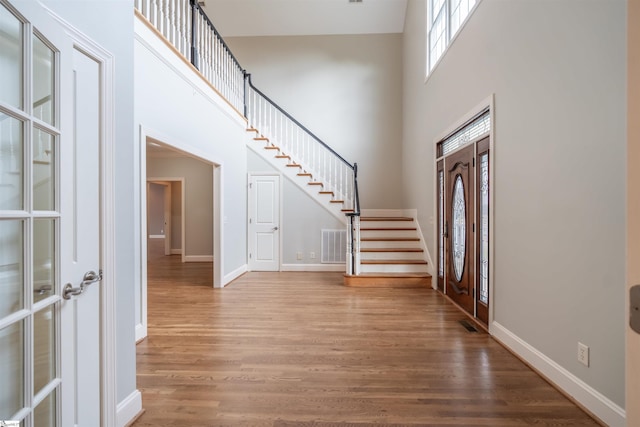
136, 136, 222, 342
146, 179, 185, 262
436, 108, 492, 327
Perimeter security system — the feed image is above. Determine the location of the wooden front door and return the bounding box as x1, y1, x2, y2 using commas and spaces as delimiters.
445, 144, 475, 314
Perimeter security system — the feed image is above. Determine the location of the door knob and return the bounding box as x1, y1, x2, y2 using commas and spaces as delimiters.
63, 270, 103, 300
272, 226, 279, 231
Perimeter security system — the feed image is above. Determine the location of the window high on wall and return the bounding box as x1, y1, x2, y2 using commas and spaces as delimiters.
427, 0, 478, 74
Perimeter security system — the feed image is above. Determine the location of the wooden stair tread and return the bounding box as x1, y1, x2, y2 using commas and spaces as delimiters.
246, 127, 259, 133
264, 145, 279, 150
308, 182, 324, 186
297, 173, 312, 177
275, 155, 290, 159
361, 259, 428, 265
343, 273, 431, 288
361, 248, 424, 253
361, 237, 420, 242
286, 164, 302, 168
349, 272, 431, 278
254, 137, 269, 142
330, 200, 344, 204
319, 191, 334, 195
361, 227, 417, 231
361, 217, 414, 221
341, 209, 354, 212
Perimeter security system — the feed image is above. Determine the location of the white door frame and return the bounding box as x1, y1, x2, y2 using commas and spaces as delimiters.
247, 172, 282, 272
627, 0, 640, 424
147, 179, 185, 261
46, 7, 118, 426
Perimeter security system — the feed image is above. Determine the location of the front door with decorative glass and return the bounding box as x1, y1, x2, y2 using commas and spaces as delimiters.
445, 144, 475, 315
0, 1, 103, 425
436, 110, 491, 326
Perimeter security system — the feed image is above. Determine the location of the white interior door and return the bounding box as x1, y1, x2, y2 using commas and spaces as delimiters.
0, 2, 102, 425
248, 175, 280, 271
58, 47, 102, 427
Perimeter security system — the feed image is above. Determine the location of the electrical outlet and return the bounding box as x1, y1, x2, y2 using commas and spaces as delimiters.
578, 342, 589, 367
296, 252, 303, 260
310, 252, 316, 259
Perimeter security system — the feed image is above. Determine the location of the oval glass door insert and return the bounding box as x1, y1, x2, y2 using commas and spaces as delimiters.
452, 175, 466, 281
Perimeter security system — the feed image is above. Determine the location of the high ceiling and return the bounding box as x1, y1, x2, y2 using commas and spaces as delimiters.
201, 0, 408, 38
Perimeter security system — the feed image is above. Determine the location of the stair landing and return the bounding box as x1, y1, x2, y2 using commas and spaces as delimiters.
344, 273, 431, 288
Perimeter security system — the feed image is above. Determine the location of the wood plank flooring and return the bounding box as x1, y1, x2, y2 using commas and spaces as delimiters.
133, 252, 598, 426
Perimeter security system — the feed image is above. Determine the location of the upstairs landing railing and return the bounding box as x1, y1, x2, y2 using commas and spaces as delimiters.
134, 0, 362, 275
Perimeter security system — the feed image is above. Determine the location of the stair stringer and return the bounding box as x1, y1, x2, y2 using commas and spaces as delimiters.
247, 140, 348, 224
359, 209, 435, 278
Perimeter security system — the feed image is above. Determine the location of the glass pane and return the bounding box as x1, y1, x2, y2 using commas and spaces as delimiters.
479, 153, 489, 304
452, 175, 466, 281
0, 5, 23, 109
34, 305, 55, 394
33, 36, 55, 126
0, 116, 24, 210
438, 170, 444, 278
33, 219, 55, 303
33, 128, 55, 211
33, 389, 55, 427
0, 220, 24, 318
441, 110, 490, 156
0, 321, 24, 419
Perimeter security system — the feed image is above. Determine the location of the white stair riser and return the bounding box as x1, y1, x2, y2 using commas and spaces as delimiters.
360, 263, 429, 274
360, 240, 422, 249
359, 251, 425, 261
359, 220, 415, 228
360, 229, 418, 238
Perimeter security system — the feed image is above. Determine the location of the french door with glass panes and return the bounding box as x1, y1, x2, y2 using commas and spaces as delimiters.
436, 111, 491, 326
0, 1, 103, 426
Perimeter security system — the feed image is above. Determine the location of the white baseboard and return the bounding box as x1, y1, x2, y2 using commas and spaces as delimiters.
223, 264, 247, 286
170, 248, 182, 255
184, 255, 213, 262
281, 263, 345, 272
116, 389, 142, 427
148, 234, 165, 239
135, 322, 147, 343
491, 321, 625, 427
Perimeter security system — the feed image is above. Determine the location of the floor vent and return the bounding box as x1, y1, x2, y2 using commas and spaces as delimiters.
321, 229, 346, 263
459, 319, 478, 332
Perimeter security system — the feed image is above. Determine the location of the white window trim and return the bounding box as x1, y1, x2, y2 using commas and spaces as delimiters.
425, 0, 484, 83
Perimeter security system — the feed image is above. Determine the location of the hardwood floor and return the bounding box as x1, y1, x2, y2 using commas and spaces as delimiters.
134, 252, 599, 426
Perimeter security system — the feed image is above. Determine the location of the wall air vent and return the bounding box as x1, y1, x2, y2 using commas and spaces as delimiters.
349, 0, 363, 3
322, 229, 347, 263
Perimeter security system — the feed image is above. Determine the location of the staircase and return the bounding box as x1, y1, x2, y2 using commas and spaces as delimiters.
246, 126, 351, 222
344, 210, 432, 288
134, 0, 431, 288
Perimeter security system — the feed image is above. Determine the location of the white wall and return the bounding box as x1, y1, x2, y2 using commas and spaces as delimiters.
247, 150, 344, 267
403, 0, 626, 422
228, 34, 404, 209
134, 17, 249, 277
147, 182, 165, 236
171, 181, 183, 251
147, 156, 213, 257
